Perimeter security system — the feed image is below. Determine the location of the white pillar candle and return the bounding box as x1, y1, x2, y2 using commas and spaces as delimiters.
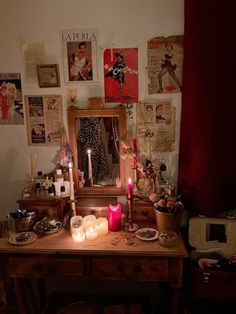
72, 230, 85, 243
68, 162, 75, 201
87, 149, 92, 179
85, 226, 98, 240
95, 217, 109, 236
83, 215, 96, 229
70, 215, 84, 243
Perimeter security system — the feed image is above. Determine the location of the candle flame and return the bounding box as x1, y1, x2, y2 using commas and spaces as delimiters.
68, 162, 73, 168
87, 149, 91, 154
128, 178, 132, 184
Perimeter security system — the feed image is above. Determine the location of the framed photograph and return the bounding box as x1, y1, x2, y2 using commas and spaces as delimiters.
61, 29, 98, 83
37, 64, 60, 88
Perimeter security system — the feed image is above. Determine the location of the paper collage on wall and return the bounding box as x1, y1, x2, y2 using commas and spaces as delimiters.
136, 99, 176, 156
25, 95, 63, 145
61, 29, 98, 83
147, 35, 183, 94
104, 48, 138, 103
0, 73, 23, 125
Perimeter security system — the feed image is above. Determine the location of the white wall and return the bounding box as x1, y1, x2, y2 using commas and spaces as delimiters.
0, 0, 184, 218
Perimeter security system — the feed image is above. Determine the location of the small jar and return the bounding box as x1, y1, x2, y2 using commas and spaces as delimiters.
159, 231, 178, 248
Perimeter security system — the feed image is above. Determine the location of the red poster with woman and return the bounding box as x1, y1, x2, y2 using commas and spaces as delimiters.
104, 48, 138, 103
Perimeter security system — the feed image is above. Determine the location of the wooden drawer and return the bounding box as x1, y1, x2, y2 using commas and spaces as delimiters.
190, 267, 236, 301
9, 257, 84, 278
90, 257, 169, 281
132, 199, 155, 223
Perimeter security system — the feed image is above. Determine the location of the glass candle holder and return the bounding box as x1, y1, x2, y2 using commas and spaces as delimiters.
70, 215, 85, 243
95, 217, 109, 236
83, 215, 96, 229
85, 226, 98, 240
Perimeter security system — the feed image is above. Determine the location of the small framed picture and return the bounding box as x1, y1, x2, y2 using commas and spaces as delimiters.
37, 64, 60, 88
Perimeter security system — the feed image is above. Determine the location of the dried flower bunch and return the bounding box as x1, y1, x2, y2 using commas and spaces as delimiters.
153, 194, 184, 214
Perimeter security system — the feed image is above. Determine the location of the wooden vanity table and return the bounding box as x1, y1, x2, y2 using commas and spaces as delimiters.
0, 228, 188, 314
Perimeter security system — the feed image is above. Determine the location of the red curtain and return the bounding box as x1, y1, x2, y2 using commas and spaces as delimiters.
178, 0, 236, 216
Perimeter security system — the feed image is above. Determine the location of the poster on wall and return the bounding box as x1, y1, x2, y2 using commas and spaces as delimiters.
147, 35, 183, 94
104, 48, 138, 103
0, 73, 23, 125
25, 95, 63, 146
136, 99, 176, 155
61, 29, 98, 83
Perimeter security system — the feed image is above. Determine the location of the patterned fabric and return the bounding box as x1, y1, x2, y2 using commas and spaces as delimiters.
77, 117, 110, 184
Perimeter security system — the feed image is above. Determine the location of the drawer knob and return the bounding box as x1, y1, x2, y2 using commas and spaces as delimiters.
134, 265, 142, 273
48, 264, 58, 273
203, 272, 211, 283
33, 264, 43, 272
117, 265, 125, 273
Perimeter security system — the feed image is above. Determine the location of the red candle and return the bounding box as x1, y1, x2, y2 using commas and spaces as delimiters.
127, 178, 133, 199
108, 204, 121, 231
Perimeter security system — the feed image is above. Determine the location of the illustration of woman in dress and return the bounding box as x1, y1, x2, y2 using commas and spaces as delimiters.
68, 42, 93, 81
158, 44, 182, 93
105, 52, 126, 92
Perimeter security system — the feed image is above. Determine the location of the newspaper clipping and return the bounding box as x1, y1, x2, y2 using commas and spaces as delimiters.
25, 95, 63, 145
136, 99, 176, 154
147, 35, 183, 94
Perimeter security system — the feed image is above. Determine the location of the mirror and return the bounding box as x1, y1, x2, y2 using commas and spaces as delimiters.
67, 105, 127, 195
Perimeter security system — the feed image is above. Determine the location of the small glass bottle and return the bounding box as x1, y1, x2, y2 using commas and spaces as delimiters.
35, 171, 45, 187
55, 169, 64, 184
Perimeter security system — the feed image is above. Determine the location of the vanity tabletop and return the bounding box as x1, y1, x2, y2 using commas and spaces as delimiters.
0, 227, 188, 258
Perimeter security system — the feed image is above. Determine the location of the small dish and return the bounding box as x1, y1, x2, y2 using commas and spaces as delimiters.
135, 228, 158, 241
9, 231, 37, 245
33, 219, 62, 235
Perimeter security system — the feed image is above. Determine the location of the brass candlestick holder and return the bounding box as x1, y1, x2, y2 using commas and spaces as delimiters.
127, 197, 139, 232
70, 199, 76, 217
132, 167, 138, 194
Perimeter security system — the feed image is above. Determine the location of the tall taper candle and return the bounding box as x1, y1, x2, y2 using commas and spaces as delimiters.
127, 178, 133, 200
87, 149, 92, 179
68, 162, 75, 201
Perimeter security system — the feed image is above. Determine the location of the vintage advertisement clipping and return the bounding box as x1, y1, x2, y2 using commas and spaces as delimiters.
61, 29, 98, 83
147, 35, 183, 94
25, 95, 63, 146
136, 99, 176, 154
0, 73, 23, 125
104, 48, 138, 103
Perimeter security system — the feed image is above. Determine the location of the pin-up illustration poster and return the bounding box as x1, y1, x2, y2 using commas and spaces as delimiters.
104, 48, 138, 103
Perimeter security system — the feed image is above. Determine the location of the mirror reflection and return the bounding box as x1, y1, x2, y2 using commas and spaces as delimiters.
75, 116, 120, 187
67, 106, 127, 195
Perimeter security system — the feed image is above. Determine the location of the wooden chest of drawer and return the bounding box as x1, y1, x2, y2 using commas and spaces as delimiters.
90, 257, 169, 281
9, 257, 84, 278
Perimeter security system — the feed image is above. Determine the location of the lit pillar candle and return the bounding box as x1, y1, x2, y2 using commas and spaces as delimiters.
108, 204, 121, 231
70, 215, 85, 243
72, 230, 85, 243
95, 217, 109, 236
68, 162, 75, 201
85, 226, 98, 240
127, 178, 133, 199
83, 214, 96, 229
87, 149, 92, 179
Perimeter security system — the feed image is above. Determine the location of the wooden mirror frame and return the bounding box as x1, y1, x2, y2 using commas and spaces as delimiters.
67, 105, 127, 196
